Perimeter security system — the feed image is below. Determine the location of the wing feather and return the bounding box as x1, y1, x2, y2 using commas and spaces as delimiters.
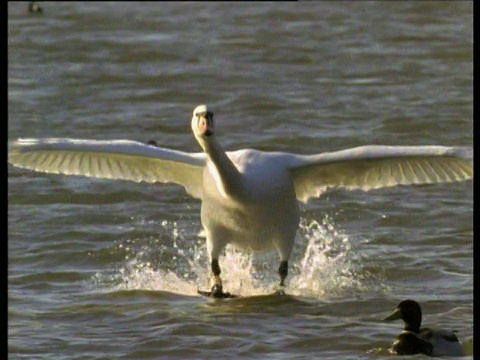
8, 138, 206, 199
289, 145, 473, 203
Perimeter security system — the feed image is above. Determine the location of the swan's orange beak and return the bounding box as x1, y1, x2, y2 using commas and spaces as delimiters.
199, 116, 213, 137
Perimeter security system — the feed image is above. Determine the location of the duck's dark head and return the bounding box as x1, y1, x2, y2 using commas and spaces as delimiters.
384, 299, 422, 333
28, 2, 43, 13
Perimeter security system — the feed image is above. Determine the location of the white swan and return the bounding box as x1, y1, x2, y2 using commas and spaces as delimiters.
8, 105, 473, 297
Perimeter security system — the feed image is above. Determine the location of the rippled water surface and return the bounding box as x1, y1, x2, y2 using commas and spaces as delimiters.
8, 2, 473, 359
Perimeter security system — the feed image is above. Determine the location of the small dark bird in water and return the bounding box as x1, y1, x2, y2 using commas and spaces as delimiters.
147, 140, 158, 147
384, 300, 464, 357
28, 2, 43, 14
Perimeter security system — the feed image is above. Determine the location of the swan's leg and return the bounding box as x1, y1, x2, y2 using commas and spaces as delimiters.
198, 256, 235, 298
198, 234, 236, 298
200, 258, 236, 298
210, 258, 223, 296
278, 260, 288, 287
275, 234, 295, 294
274, 260, 288, 296
208, 235, 225, 296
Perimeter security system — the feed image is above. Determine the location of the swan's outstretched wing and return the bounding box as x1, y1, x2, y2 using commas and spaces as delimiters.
8, 138, 206, 199
288, 145, 473, 203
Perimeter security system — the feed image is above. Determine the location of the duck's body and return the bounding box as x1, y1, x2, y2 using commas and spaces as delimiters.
8, 105, 473, 297
389, 331, 434, 356
419, 328, 463, 357
385, 300, 464, 357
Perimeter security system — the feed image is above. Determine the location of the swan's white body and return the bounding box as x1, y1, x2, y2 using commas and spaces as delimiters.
201, 149, 300, 267
8, 105, 473, 296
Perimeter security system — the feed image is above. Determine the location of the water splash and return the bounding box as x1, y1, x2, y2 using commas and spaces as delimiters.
95, 216, 383, 299
289, 216, 374, 298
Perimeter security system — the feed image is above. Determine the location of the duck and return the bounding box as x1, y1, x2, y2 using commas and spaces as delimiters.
8, 105, 473, 297
384, 299, 464, 356
28, 2, 43, 14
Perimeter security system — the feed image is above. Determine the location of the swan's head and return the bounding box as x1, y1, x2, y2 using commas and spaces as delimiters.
191, 105, 214, 139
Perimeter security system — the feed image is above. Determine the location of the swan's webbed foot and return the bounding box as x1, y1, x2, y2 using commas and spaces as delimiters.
198, 282, 238, 298
209, 283, 237, 298
197, 259, 238, 298
274, 288, 286, 296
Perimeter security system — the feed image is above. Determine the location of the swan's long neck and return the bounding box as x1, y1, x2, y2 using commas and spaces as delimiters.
199, 135, 245, 200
